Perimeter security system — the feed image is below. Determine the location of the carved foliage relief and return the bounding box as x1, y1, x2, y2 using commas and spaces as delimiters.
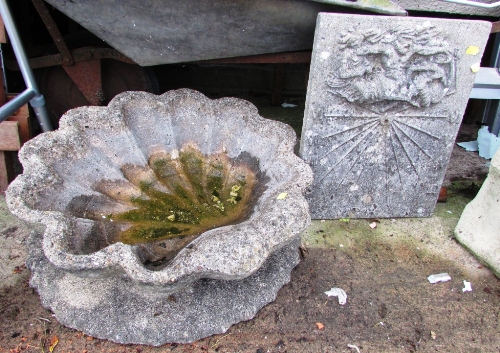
327, 23, 457, 114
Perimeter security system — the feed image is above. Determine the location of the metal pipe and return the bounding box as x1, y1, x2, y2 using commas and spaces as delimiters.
0, 88, 36, 121
443, 0, 500, 8
0, 0, 52, 131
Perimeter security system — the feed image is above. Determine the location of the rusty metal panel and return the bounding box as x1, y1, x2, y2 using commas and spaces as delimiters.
44, 0, 356, 66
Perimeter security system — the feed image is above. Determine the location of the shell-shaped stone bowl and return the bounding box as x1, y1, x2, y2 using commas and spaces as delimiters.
6, 89, 312, 291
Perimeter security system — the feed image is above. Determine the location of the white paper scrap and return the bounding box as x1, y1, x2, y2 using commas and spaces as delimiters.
281, 103, 297, 108
462, 280, 472, 292
457, 141, 478, 152
427, 273, 452, 284
347, 344, 361, 353
325, 287, 347, 305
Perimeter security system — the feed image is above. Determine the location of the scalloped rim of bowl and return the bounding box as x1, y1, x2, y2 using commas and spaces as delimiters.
6, 89, 313, 290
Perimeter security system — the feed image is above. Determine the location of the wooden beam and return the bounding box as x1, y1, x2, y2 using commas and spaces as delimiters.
492, 21, 500, 33
0, 152, 8, 192
7, 115, 30, 144
0, 121, 21, 151
0, 16, 5, 44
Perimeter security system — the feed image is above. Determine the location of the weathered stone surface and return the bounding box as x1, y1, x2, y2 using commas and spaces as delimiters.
455, 149, 500, 278
300, 14, 491, 218
27, 231, 301, 345
6, 89, 313, 344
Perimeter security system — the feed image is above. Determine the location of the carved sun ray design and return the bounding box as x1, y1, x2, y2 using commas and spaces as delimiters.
392, 121, 432, 158
393, 119, 443, 140
389, 124, 405, 187
317, 119, 380, 184
317, 119, 379, 163
391, 122, 420, 177
311, 113, 444, 189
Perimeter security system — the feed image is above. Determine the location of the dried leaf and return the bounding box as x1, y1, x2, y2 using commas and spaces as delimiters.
13, 264, 25, 274
277, 192, 288, 200
48, 335, 59, 352
466, 46, 480, 55
316, 322, 325, 330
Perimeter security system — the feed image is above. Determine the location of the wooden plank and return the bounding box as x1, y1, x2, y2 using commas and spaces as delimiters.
7, 115, 30, 144
492, 21, 500, 33
0, 151, 8, 192
0, 121, 21, 151
6, 94, 30, 116
0, 16, 5, 44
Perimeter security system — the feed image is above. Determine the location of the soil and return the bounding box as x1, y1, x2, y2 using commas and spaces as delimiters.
1, 117, 498, 353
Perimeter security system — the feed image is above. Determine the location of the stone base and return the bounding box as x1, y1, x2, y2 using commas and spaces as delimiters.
455, 149, 500, 278
26, 233, 300, 345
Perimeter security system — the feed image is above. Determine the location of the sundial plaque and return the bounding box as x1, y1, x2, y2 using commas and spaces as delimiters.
300, 14, 491, 218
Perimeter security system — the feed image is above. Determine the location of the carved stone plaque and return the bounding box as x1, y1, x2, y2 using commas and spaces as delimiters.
300, 14, 491, 218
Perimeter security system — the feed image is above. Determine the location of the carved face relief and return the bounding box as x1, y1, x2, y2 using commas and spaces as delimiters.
327, 23, 457, 114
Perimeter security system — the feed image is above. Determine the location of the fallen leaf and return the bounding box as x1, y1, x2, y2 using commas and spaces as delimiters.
316, 322, 324, 330
12, 265, 25, 274
466, 46, 480, 55
48, 335, 59, 352
277, 192, 288, 200
369, 222, 377, 229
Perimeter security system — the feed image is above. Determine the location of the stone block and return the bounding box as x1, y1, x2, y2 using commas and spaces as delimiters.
6, 89, 313, 344
300, 13, 491, 218
455, 149, 500, 278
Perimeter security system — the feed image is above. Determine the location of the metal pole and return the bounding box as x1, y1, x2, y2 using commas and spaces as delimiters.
0, 0, 52, 131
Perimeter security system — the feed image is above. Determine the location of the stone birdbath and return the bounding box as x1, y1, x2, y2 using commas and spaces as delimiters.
6, 89, 313, 345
